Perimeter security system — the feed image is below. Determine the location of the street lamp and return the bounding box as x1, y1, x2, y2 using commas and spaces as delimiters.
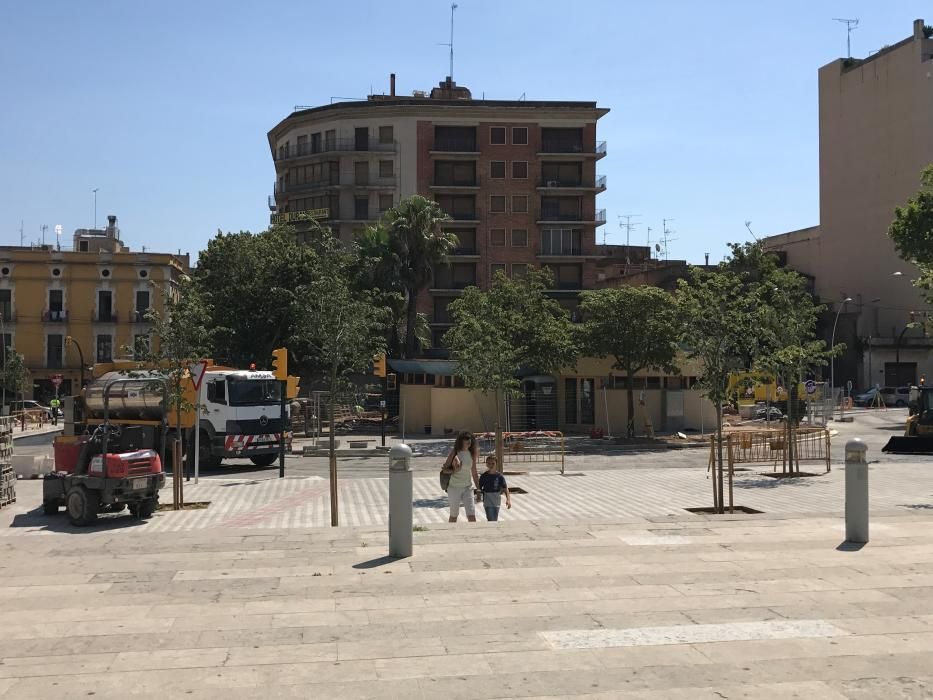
64, 336, 86, 393
831, 296, 853, 412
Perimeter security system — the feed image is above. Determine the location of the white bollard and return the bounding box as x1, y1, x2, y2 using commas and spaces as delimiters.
388, 444, 413, 558
844, 438, 869, 544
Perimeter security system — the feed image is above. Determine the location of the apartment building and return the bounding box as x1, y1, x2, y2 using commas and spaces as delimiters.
763, 19, 933, 389
0, 216, 189, 402
266, 76, 609, 354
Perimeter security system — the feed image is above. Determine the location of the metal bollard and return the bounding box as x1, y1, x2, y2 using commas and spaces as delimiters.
388, 444, 413, 558
844, 438, 869, 544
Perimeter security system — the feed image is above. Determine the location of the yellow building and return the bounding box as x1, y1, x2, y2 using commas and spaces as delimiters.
0, 216, 190, 402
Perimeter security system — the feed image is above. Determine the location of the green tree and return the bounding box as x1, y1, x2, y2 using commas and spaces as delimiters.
376, 196, 456, 358
579, 286, 681, 438
294, 233, 386, 527
889, 165, 933, 304
677, 268, 758, 513
1, 350, 30, 406
444, 269, 578, 462
194, 221, 322, 370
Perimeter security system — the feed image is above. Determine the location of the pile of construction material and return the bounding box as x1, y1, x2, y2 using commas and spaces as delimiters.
0, 417, 13, 509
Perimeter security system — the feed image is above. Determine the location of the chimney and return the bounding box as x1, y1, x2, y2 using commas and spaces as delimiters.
390, 73, 396, 97
106, 215, 117, 237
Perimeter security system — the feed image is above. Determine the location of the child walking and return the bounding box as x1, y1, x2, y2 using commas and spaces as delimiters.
478, 455, 511, 522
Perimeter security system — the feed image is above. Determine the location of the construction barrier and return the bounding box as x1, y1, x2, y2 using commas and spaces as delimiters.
709, 427, 831, 474
477, 431, 566, 475
0, 417, 14, 509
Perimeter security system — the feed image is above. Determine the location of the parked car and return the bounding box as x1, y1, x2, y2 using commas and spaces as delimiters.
853, 387, 880, 407
754, 406, 783, 421
881, 386, 912, 408
5, 399, 60, 419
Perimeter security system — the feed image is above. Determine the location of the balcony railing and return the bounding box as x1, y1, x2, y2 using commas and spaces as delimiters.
42, 310, 68, 322
274, 138, 397, 162
431, 138, 479, 152
450, 246, 478, 256
596, 141, 607, 156
596, 174, 607, 189
595, 209, 607, 224
359, 175, 397, 187
275, 178, 340, 195
538, 140, 608, 156
433, 178, 478, 187
442, 209, 479, 221
132, 310, 151, 323
0, 311, 15, 323
95, 311, 117, 323
433, 277, 477, 290
538, 210, 584, 222
267, 194, 277, 212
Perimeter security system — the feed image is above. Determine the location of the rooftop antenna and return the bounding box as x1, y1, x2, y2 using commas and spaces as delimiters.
40, 224, 48, 246
92, 187, 99, 229
618, 214, 640, 264
661, 218, 677, 261
833, 18, 859, 58
438, 3, 458, 81
18, 220, 24, 247
646, 225, 653, 256
54, 224, 62, 251
744, 220, 761, 242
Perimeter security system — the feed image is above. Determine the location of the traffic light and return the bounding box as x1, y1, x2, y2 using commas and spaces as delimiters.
271, 347, 287, 379
387, 373, 397, 391
373, 353, 387, 378
286, 375, 301, 399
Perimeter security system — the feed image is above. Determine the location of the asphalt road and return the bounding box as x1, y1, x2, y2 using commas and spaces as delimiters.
14, 408, 919, 482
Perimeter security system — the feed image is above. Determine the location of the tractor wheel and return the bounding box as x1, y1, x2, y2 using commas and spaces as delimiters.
107, 503, 126, 513
66, 486, 99, 527
42, 500, 59, 516
138, 496, 158, 519
250, 454, 278, 468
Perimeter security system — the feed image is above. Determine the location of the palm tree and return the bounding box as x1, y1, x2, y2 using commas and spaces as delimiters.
380, 196, 456, 358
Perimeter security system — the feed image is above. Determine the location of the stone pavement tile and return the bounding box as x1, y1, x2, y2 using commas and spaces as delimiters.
224, 642, 337, 665
590, 644, 714, 670
197, 627, 307, 648
0, 630, 205, 659
335, 594, 428, 611
110, 647, 230, 672
676, 606, 787, 625
0, 573, 95, 586
829, 615, 933, 635
177, 679, 423, 700
337, 637, 444, 661
242, 598, 337, 614
0, 651, 115, 679
270, 610, 371, 629
0, 582, 113, 596
587, 610, 696, 629
147, 601, 247, 618
373, 652, 491, 680
2, 617, 176, 641
483, 649, 605, 674
172, 564, 336, 580
832, 676, 933, 699
441, 632, 551, 655
0, 679, 13, 698
504, 679, 850, 699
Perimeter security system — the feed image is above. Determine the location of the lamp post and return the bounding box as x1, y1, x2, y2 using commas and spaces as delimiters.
831, 296, 853, 414
64, 336, 86, 393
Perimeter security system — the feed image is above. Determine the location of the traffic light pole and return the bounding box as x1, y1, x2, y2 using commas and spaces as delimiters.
381, 376, 387, 447
279, 380, 286, 479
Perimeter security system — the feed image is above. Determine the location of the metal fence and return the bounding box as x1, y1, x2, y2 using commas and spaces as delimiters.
477, 431, 565, 474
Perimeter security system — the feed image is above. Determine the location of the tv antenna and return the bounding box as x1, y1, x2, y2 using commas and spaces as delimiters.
661, 218, 677, 261
438, 3, 458, 81
40, 224, 48, 246
833, 17, 859, 58
618, 214, 640, 263
744, 220, 761, 243
18, 220, 24, 247
646, 225, 653, 255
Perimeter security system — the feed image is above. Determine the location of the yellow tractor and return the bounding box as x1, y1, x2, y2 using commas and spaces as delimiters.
883, 385, 933, 454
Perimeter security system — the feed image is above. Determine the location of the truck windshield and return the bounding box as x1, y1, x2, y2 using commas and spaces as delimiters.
227, 379, 282, 406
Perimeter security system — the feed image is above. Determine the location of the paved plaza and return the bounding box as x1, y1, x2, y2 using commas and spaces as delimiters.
1, 411, 933, 697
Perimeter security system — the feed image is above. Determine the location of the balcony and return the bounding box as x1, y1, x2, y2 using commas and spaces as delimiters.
355, 175, 398, 188
449, 246, 478, 256
0, 311, 16, 324
267, 194, 277, 212
274, 138, 397, 162
271, 208, 337, 226
537, 209, 584, 223
94, 311, 118, 323
42, 310, 68, 322
132, 310, 151, 323
595, 208, 607, 225
537, 140, 607, 159
430, 138, 479, 154
275, 178, 340, 196
537, 175, 607, 191
431, 178, 479, 189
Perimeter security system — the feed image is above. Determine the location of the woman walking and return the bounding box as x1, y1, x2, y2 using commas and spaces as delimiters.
443, 431, 480, 523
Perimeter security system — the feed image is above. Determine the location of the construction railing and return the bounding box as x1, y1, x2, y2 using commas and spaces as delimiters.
477, 431, 565, 474
709, 427, 831, 475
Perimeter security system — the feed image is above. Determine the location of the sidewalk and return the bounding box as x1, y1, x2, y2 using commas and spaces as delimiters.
1, 511, 932, 698
10, 423, 61, 442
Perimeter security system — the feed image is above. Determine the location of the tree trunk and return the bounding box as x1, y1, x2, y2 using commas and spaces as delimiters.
787, 380, 797, 475
626, 375, 636, 439
715, 403, 724, 514
495, 388, 504, 469
329, 367, 339, 527
404, 288, 418, 359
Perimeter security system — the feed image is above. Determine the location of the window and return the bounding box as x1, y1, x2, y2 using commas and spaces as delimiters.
48, 289, 63, 313
354, 196, 370, 220
229, 378, 282, 406
512, 161, 528, 179
511, 264, 528, 278
449, 229, 476, 253
133, 334, 150, 360
490, 127, 506, 145
434, 125, 476, 151
0, 290, 10, 322
135, 290, 150, 322
311, 132, 322, 153
435, 161, 476, 186
433, 297, 456, 324
541, 228, 582, 256
355, 161, 369, 185
354, 127, 369, 151
490, 263, 506, 279
433, 263, 476, 289
489, 228, 506, 246
511, 195, 528, 213
565, 377, 594, 424
379, 194, 393, 212
549, 264, 583, 289
490, 196, 506, 213
512, 127, 528, 145
79, 240, 89, 252
542, 162, 582, 187
207, 379, 226, 404
435, 194, 476, 220
379, 125, 394, 144
97, 290, 113, 322
47, 334, 63, 369
324, 129, 336, 150
1, 333, 11, 353
564, 378, 577, 424
378, 160, 394, 178
541, 127, 584, 153
489, 161, 506, 179
511, 229, 528, 247
296, 134, 307, 155
96, 334, 112, 363
541, 196, 583, 220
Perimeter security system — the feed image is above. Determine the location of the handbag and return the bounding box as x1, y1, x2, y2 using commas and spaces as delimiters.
440, 467, 452, 492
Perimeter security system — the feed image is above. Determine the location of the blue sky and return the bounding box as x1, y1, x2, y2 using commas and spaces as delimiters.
0, 1, 928, 264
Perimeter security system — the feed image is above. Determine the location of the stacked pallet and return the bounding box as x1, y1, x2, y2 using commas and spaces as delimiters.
0, 417, 14, 508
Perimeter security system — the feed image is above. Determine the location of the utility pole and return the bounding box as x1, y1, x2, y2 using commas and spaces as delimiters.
833, 18, 859, 58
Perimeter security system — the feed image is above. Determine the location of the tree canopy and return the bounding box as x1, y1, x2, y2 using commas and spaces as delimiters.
889, 164, 933, 302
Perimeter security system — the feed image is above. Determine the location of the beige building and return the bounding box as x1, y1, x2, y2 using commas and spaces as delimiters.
764, 19, 933, 390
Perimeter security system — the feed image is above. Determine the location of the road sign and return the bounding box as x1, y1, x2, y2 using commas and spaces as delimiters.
805, 380, 816, 395
50, 374, 63, 388
188, 361, 209, 390
846, 380, 853, 392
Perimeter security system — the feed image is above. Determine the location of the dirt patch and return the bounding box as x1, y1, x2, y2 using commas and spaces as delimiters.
684, 506, 763, 515
760, 472, 823, 479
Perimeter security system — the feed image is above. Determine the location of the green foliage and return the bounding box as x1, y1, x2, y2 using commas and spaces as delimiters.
194, 222, 323, 370
889, 165, 933, 304
579, 286, 681, 437
0, 350, 30, 399
445, 268, 577, 398
924, 25, 933, 39
362, 196, 456, 358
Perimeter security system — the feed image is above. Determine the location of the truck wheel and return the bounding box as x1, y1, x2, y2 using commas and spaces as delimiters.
199, 432, 222, 468
42, 500, 59, 515
250, 454, 278, 468
130, 496, 158, 519
107, 503, 126, 513
66, 486, 99, 527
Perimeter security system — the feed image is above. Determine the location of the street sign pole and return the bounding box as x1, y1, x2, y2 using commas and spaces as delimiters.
279, 380, 286, 479
188, 361, 209, 485
381, 376, 387, 447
